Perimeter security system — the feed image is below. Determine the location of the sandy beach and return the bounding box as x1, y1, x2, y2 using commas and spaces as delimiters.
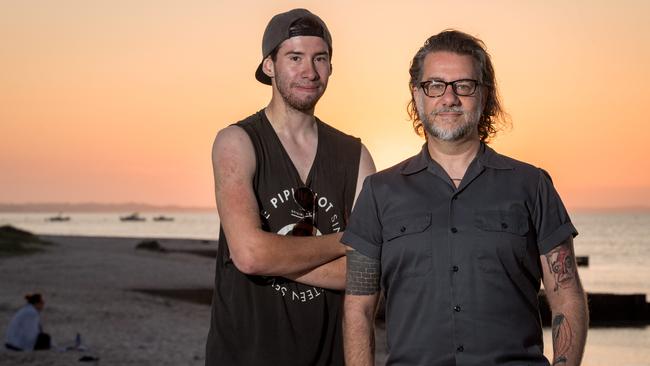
0, 235, 217, 366
3, 229, 648, 365
2, 215, 650, 366
0, 233, 395, 366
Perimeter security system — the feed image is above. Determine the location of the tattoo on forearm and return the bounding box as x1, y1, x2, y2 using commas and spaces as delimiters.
345, 250, 380, 295
551, 313, 572, 365
545, 239, 576, 292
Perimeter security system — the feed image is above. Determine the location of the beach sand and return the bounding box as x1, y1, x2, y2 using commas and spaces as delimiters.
0, 234, 390, 366
0, 235, 217, 366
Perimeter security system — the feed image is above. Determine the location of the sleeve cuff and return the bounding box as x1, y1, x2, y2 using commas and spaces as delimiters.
341, 230, 381, 260
538, 222, 578, 254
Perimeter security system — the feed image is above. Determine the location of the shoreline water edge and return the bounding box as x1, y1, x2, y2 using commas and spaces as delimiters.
1, 210, 650, 365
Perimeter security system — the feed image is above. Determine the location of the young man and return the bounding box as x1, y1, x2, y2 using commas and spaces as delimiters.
342, 30, 588, 366
205, 8, 375, 366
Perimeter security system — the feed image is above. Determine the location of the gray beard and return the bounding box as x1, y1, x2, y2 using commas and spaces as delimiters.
419, 107, 481, 142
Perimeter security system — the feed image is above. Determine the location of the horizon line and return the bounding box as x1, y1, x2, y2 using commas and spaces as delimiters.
0, 202, 215, 212
0, 202, 649, 213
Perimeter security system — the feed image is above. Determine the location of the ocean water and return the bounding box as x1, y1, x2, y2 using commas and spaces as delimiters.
571, 212, 650, 297
2, 211, 647, 294
555, 212, 650, 365
0, 212, 221, 240
1, 211, 649, 365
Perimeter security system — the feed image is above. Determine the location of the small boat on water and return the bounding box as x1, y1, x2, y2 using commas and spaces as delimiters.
47, 213, 71, 222
120, 213, 146, 222
153, 215, 174, 222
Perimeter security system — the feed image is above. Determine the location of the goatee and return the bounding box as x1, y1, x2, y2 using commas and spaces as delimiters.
419, 106, 481, 141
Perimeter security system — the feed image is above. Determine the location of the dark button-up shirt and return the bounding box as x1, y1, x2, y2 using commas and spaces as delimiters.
342, 143, 577, 366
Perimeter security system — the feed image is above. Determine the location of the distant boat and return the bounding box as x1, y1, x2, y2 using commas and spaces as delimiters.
47, 213, 70, 222
120, 213, 146, 222
153, 215, 174, 222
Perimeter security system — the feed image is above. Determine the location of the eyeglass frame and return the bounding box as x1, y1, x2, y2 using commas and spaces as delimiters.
419, 79, 481, 98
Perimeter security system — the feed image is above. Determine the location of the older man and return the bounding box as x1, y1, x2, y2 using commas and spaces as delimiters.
342, 30, 588, 366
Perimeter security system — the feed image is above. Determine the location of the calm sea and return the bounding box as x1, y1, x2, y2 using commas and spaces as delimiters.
0, 212, 221, 241
1, 211, 649, 365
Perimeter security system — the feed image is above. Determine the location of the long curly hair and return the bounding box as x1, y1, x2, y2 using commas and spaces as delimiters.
407, 30, 509, 142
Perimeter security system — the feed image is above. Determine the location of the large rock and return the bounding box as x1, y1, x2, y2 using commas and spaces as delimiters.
0, 225, 51, 256
135, 240, 168, 253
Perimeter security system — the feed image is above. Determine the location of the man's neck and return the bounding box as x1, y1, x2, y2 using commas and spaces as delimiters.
264, 97, 320, 184
426, 135, 481, 183
265, 97, 317, 138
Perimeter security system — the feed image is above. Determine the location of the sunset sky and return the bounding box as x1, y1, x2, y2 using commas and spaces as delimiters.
1, 0, 649, 209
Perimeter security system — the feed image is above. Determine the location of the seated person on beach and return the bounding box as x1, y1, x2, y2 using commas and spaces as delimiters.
5, 293, 51, 351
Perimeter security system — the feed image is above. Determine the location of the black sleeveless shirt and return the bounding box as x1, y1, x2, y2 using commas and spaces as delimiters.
206, 110, 361, 366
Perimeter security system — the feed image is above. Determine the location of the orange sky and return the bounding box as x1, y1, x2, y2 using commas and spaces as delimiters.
1, 0, 649, 209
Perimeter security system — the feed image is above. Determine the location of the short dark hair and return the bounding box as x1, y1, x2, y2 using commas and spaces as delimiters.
407, 30, 508, 142
269, 17, 332, 62
25, 293, 43, 305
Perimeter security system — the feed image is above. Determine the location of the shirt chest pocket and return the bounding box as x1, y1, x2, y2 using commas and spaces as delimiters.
474, 210, 530, 274
382, 213, 432, 278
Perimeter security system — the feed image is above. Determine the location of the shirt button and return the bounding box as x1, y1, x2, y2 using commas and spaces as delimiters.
457, 345, 464, 352
501, 222, 508, 229
400, 226, 406, 233
454, 305, 461, 312
452, 265, 459, 272
450, 227, 458, 233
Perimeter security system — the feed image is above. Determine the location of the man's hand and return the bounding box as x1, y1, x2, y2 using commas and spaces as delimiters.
285, 254, 346, 290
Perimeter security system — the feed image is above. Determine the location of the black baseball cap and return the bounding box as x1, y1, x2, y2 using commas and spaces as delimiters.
255, 8, 332, 85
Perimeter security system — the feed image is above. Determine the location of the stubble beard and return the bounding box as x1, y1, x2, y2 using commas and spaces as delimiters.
419, 104, 483, 142
276, 75, 325, 113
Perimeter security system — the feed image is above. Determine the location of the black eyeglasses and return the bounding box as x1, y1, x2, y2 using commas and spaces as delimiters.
291, 186, 316, 236
419, 79, 480, 98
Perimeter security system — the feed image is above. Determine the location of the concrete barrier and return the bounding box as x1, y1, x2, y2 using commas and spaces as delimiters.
576, 256, 589, 267
539, 292, 649, 327
375, 292, 649, 327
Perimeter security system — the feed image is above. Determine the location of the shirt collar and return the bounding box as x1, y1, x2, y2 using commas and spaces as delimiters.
400, 144, 429, 175
478, 143, 513, 170
400, 142, 513, 176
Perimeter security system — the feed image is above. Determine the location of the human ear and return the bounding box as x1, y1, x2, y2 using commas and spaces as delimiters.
412, 84, 422, 100
262, 57, 275, 78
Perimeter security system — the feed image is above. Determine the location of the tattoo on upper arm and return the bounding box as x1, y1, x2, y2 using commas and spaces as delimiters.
345, 250, 380, 295
545, 238, 576, 292
551, 313, 572, 365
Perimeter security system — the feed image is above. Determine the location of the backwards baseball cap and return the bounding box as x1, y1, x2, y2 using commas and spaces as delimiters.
255, 8, 332, 85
